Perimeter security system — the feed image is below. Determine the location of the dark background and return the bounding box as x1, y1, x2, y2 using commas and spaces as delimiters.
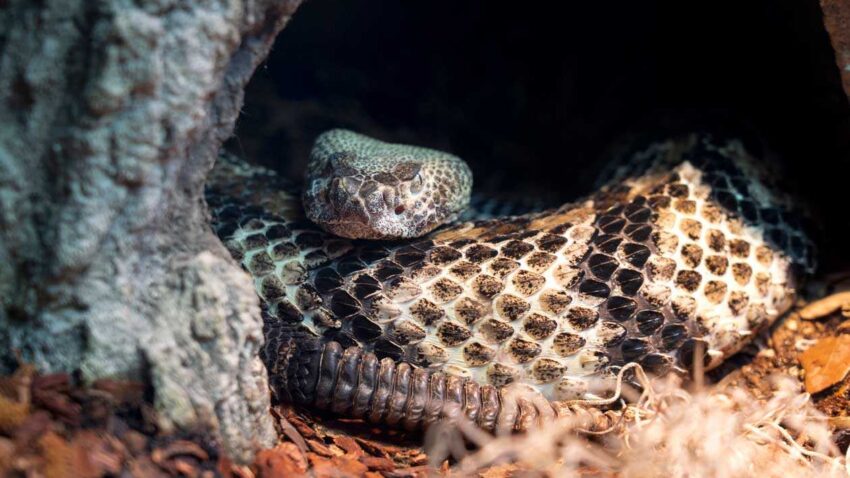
231, 0, 850, 273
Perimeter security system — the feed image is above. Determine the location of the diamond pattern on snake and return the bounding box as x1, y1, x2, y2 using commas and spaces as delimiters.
205, 130, 814, 432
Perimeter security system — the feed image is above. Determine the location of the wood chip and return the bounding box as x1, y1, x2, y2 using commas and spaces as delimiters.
359, 455, 395, 471
333, 435, 364, 458
309, 455, 369, 478
173, 457, 200, 478
71, 431, 125, 476
31, 373, 71, 392
0, 395, 30, 434
307, 438, 336, 457
14, 410, 51, 448
274, 413, 308, 455
799, 334, 850, 393
353, 437, 396, 458
479, 463, 524, 478
91, 379, 145, 405
381, 465, 432, 477
129, 456, 170, 478
405, 451, 429, 467
228, 463, 256, 478
31, 389, 81, 425
799, 291, 850, 320
121, 430, 149, 456
253, 443, 308, 477
275, 406, 318, 440
152, 439, 210, 462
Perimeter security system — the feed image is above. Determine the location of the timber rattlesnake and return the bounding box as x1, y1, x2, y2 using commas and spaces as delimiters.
205, 131, 814, 432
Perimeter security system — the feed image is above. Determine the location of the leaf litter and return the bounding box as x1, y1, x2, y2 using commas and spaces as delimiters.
2, 298, 850, 477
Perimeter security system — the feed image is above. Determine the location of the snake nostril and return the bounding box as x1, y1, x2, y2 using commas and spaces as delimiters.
394, 205, 405, 215
329, 177, 350, 210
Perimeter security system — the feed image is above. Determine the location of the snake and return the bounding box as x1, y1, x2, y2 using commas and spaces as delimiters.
205, 129, 815, 432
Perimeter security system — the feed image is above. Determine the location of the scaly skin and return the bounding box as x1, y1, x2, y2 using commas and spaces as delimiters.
302, 129, 472, 239
205, 132, 814, 432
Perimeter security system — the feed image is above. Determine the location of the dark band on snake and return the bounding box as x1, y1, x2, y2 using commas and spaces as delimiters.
205, 131, 814, 432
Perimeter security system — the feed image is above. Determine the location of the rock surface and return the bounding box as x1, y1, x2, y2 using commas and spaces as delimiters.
0, 0, 303, 462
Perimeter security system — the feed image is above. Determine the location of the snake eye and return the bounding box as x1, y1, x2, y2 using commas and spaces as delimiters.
394, 205, 406, 215
392, 161, 422, 180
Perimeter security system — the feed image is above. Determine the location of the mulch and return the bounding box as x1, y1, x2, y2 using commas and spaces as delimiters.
2, 290, 849, 477
0, 362, 434, 477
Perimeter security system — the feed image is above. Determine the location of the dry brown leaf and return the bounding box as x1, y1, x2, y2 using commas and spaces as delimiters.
799, 334, 850, 393
799, 291, 850, 320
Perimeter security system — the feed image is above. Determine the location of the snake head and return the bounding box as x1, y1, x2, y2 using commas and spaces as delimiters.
303, 129, 472, 239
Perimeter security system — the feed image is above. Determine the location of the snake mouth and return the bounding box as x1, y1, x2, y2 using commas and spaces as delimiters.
304, 180, 418, 239
306, 198, 434, 240
319, 218, 388, 240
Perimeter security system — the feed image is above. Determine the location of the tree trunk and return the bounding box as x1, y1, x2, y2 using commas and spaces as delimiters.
821, 0, 850, 102
0, 0, 302, 462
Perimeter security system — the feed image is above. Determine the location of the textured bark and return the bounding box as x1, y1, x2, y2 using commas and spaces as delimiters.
0, 0, 302, 462
821, 0, 850, 102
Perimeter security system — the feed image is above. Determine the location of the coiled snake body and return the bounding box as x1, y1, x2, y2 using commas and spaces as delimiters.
205, 131, 814, 432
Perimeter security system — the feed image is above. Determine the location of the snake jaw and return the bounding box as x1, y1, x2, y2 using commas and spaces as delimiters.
303, 129, 473, 240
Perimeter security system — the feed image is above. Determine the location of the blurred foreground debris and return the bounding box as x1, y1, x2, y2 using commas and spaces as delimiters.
0, 364, 435, 477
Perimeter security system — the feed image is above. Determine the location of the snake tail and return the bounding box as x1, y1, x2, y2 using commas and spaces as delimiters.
264, 323, 557, 432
